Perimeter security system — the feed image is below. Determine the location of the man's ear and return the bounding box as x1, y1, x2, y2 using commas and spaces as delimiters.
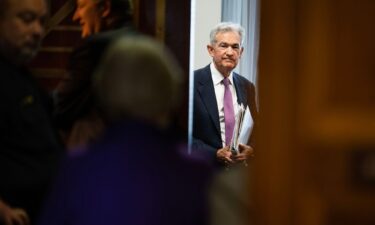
207, 44, 214, 57
239, 46, 244, 58
100, 0, 111, 18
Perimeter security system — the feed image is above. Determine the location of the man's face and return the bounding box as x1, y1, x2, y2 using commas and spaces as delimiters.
207, 31, 244, 77
73, 0, 103, 38
0, 0, 47, 64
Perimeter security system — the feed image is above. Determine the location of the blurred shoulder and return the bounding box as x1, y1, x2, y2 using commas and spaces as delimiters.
88, 25, 138, 44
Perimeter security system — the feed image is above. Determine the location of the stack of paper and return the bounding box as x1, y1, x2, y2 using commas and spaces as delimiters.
230, 104, 254, 154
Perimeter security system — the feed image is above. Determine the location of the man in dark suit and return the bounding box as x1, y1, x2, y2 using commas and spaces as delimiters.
54, 0, 136, 149
193, 22, 257, 169
0, 0, 62, 224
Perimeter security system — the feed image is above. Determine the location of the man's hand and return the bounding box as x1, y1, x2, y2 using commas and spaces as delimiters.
216, 146, 234, 165
0, 200, 29, 225
232, 144, 255, 163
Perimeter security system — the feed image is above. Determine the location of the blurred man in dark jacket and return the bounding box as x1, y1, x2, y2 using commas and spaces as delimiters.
54, 0, 136, 149
0, 0, 62, 224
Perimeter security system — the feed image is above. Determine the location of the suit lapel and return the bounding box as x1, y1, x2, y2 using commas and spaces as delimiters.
196, 66, 221, 135
233, 73, 247, 106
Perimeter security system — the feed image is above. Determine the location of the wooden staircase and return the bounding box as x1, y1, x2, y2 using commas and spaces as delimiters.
29, 0, 191, 95
29, 0, 80, 92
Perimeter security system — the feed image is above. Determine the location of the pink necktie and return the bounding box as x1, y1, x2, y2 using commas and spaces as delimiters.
223, 77, 235, 146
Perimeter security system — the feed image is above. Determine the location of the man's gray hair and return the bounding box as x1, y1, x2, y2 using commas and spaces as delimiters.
94, 36, 183, 124
209, 22, 245, 46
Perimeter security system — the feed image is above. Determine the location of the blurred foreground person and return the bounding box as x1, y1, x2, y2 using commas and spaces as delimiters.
38, 36, 212, 225
0, 0, 62, 224
54, 0, 136, 149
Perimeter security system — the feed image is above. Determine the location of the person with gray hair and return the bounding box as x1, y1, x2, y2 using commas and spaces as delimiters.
38, 36, 212, 225
209, 22, 245, 46
192, 22, 257, 169
94, 36, 182, 126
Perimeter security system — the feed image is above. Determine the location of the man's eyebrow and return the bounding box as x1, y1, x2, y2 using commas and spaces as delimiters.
19, 9, 48, 18
218, 42, 240, 46
18, 11, 36, 19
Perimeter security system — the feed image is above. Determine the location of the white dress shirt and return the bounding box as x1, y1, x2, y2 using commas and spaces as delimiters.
210, 63, 239, 147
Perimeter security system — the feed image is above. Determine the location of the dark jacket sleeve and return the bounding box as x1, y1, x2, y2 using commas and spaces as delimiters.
53, 37, 99, 131
246, 81, 258, 148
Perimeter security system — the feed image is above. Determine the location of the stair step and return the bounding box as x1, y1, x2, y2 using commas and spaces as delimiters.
31, 68, 67, 79
52, 25, 81, 31
42, 29, 82, 47
40, 47, 73, 53
29, 51, 70, 69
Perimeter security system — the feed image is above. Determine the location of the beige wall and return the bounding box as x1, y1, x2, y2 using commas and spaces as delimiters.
191, 0, 222, 70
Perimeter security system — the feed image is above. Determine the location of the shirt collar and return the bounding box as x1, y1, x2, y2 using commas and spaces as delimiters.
210, 63, 234, 86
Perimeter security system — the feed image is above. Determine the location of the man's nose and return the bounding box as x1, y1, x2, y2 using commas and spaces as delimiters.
72, 9, 79, 21
32, 21, 45, 37
226, 46, 234, 55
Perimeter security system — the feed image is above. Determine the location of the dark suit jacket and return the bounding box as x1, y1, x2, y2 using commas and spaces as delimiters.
53, 25, 137, 147
0, 58, 62, 224
192, 64, 257, 168
54, 25, 136, 128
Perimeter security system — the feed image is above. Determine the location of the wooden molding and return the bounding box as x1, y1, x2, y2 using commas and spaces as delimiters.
45, 0, 76, 36
132, 0, 140, 29
155, 0, 166, 41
